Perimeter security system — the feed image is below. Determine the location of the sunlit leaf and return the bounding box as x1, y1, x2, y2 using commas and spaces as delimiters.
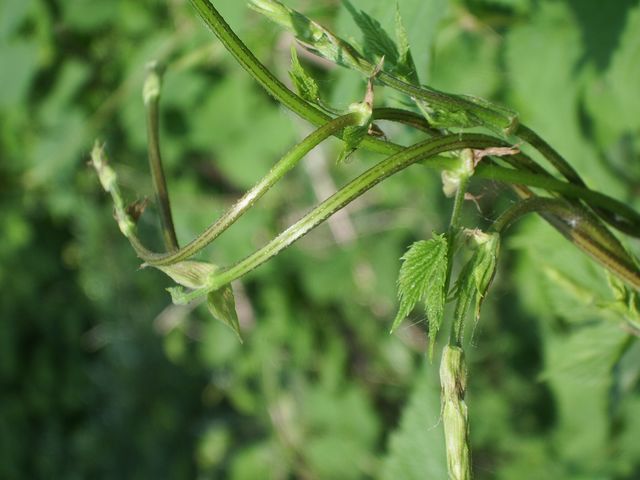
392, 233, 448, 358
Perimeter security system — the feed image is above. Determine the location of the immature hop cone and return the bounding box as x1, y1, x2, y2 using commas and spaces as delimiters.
440, 345, 471, 480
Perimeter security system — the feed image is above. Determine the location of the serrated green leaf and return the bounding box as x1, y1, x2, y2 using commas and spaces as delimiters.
343, 0, 399, 67
207, 285, 243, 343
453, 231, 500, 342
394, 4, 419, 85
288, 45, 320, 104
392, 233, 448, 359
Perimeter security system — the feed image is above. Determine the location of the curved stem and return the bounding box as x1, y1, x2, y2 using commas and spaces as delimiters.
372, 107, 441, 136
137, 113, 362, 266
188, 0, 400, 156
474, 163, 640, 236
144, 63, 179, 251
207, 134, 502, 291
491, 197, 640, 290
515, 124, 584, 187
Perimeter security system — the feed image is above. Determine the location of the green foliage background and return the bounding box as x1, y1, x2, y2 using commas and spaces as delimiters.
1, 0, 640, 478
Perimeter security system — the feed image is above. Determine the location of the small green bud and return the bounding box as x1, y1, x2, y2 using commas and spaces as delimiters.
441, 149, 474, 197
143, 61, 162, 105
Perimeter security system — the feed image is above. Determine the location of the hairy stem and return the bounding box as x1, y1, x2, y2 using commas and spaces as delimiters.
491, 197, 640, 290
143, 62, 179, 251
440, 345, 472, 480
204, 135, 502, 292
473, 163, 640, 235
188, 0, 399, 156
138, 113, 363, 266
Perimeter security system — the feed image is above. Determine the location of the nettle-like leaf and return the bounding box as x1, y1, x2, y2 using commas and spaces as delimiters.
343, 0, 418, 83
453, 230, 500, 342
343, 1, 399, 66
289, 46, 320, 104
392, 233, 448, 358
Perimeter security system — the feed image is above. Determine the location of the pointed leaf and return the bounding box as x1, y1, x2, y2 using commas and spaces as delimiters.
452, 231, 500, 342
394, 4, 419, 84
338, 97, 373, 164
343, 0, 399, 67
207, 285, 243, 343
289, 45, 320, 103
392, 233, 448, 359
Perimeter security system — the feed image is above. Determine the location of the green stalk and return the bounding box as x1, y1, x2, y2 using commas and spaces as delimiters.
491, 197, 640, 290
440, 345, 472, 480
138, 113, 363, 266
143, 62, 179, 251
188, 0, 399, 156
473, 163, 640, 235
371, 107, 441, 136
444, 174, 470, 303
188, 0, 639, 238
204, 135, 500, 292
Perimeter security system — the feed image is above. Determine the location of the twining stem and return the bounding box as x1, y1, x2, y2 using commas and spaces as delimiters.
473, 163, 640, 234
188, 0, 640, 238
143, 62, 179, 251
188, 0, 398, 156
491, 197, 640, 290
371, 107, 441, 136
203, 135, 503, 294
137, 113, 363, 266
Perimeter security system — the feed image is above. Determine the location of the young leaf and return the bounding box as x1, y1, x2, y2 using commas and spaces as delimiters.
392, 233, 448, 358
207, 285, 243, 343
337, 80, 374, 164
343, 0, 399, 67
394, 4, 419, 85
453, 230, 500, 342
288, 46, 320, 104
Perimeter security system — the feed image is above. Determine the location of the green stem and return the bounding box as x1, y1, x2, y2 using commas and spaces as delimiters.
206, 134, 500, 291
440, 345, 472, 480
473, 163, 640, 235
444, 174, 470, 310
143, 62, 179, 251
188, 0, 640, 238
491, 197, 640, 290
371, 107, 441, 136
188, 0, 399, 156
515, 124, 584, 187
136, 113, 363, 266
